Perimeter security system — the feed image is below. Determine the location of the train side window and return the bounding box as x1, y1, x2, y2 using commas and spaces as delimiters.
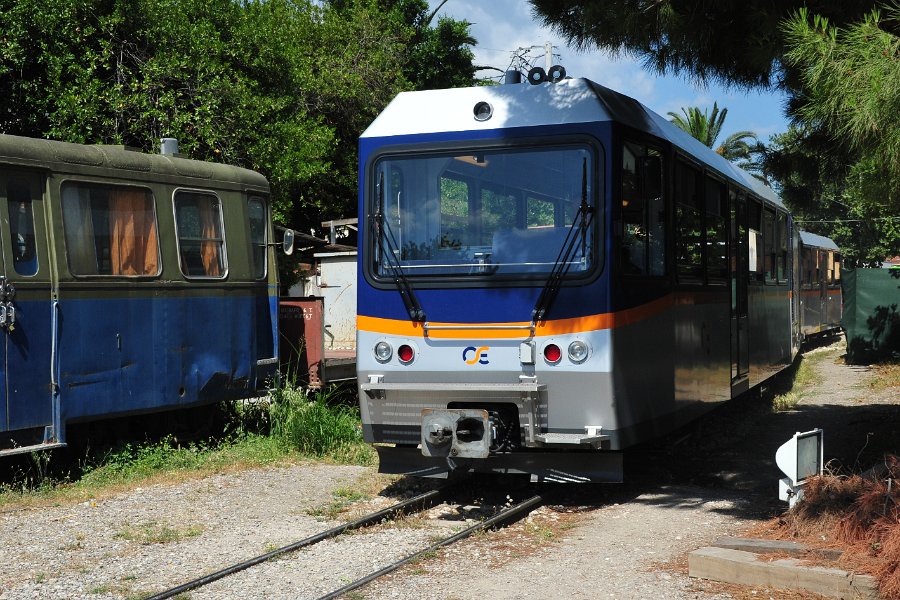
7, 182, 37, 276
763, 207, 776, 283
62, 182, 160, 277
704, 176, 727, 285
833, 253, 842, 286
174, 190, 226, 278
248, 196, 267, 280
747, 199, 763, 282
801, 246, 814, 289
622, 142, 665, 276
674, 159, 702, 283
777, 212, 788, 283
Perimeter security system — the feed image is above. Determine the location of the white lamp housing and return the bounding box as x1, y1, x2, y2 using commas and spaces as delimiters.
775, 428, 824, 507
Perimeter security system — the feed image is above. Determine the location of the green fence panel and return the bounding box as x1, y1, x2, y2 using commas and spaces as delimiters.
842, 267, 900, 364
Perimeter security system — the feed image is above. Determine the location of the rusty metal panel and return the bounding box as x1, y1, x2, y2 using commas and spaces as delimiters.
278, 298, 324, 387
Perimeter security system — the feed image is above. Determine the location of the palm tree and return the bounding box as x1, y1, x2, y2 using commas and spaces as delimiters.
667, 102, 761, 164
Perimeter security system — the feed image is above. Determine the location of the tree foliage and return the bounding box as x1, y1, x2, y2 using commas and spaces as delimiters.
0, 0, 476, 228
765, 7, 900, 264
528, 0, 881, 89
531, 0, 898, 262
667, 102, 760, 163
783, 7, 900, 208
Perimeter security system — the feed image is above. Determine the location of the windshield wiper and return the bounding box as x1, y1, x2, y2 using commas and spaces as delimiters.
532, 157, 593, 322
372, 171, 426, 322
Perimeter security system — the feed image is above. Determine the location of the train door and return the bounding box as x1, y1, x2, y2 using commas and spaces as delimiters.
729, 189, 750, 393
0, 169, 55, 439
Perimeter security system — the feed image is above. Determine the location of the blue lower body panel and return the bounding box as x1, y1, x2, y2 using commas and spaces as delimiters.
56, 293, 273, 423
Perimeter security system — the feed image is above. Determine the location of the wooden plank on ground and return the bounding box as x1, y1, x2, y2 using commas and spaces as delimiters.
689, 546, 879, 600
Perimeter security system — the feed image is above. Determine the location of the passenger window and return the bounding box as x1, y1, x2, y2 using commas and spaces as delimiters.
833, 253, 842, 285
801, 247, 814, 289
705, 177, 727, 285
747, 199, 763, 281
248, 197, 267, 280
62, 183, 159, 276
7, 182, 37, 276
763, 208, 776, 283
777, 212, 788, 282
622, 142, 665, 276
174, 191, 226, 278
675, 160, 702, 283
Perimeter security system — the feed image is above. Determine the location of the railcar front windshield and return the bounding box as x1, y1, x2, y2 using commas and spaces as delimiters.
370, 144, 601, 280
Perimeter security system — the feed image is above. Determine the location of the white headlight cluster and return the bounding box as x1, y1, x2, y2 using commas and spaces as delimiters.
567, 340, 589, 363
374, 341, 392, 362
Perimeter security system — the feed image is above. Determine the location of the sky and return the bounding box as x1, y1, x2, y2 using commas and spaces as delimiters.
429, 0, 791, 142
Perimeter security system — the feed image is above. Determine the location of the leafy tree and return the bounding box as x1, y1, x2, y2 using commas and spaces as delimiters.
667, 102, 760, 163
528, 0, 881, 89
327, 0, 476, 91
783, 7, 900, 210
0, 0, 476, 231
766, 126, 899, 266
667, 103, 727, 148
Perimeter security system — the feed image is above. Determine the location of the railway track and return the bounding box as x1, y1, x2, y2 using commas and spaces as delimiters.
146, 484, 542, 600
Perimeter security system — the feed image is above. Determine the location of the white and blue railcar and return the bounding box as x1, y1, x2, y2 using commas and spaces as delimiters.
356, 78, 816, 482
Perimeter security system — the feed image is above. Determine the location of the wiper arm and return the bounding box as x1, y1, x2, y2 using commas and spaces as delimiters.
372, 171, 425, 322
532, 158, 593, 322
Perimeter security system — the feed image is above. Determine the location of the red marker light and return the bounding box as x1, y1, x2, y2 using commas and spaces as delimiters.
543, 344, 561, 363
398, 344, 415, 363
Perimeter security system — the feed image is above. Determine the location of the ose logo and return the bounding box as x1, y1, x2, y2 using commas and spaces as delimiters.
462, 346, 490, 365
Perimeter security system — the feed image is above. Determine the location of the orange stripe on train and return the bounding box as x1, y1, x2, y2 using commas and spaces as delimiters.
357, 294, 674, 338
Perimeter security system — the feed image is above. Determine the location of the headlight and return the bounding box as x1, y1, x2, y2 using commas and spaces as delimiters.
374, 341, 393, 362
568, 340, 589, 363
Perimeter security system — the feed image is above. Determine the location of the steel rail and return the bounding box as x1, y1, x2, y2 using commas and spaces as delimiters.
145, 486, 451, 600
316, 494, 543, 600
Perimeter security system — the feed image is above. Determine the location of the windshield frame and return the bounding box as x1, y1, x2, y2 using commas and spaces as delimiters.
363, 136, 605, 289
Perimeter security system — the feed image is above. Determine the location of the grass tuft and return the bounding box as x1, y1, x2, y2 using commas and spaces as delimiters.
0, 380, 374, 508
772, 391, 803, 412
269, 385, 371, 462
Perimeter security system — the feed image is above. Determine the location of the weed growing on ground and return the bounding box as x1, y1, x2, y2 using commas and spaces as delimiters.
771, 455, 900, 599
772, 391, 803, 412
114, 521, 204, 545
269, 384, 373, 464
868, 361, 900, 392
0, 380, 374, 507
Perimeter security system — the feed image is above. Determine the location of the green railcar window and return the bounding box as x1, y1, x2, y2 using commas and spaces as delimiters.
248, 196, 267, 280
174, 191, 227, 278
7, 182, 37, 276
61, 182, 160, 277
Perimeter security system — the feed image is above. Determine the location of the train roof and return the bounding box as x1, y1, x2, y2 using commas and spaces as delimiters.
799, 230, 840, 251
0, 133, 269, 190
363, 78, 784, 208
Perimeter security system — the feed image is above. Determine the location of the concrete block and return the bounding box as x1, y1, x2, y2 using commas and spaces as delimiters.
713, 536, 844, 560
689, 546, 879, 600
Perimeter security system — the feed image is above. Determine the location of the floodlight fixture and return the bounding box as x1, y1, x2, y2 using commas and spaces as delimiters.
775, 428, 823, 508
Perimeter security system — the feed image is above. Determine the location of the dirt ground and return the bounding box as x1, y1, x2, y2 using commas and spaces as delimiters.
1, 337, 896, 600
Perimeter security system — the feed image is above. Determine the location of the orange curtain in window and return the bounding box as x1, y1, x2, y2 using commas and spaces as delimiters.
109, 189, 158, 275
198, 197, 221, 276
